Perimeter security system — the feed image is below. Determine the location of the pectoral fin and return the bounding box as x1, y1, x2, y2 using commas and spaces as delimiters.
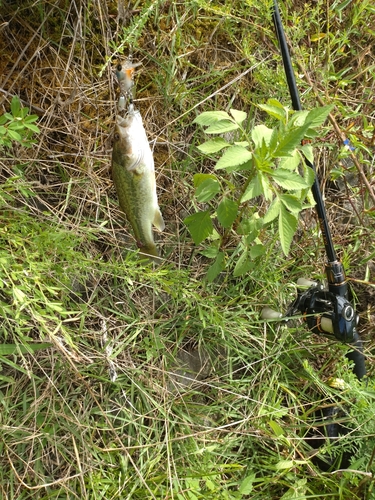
153, 208, 165, 232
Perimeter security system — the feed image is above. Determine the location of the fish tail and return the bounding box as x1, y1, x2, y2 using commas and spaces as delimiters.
138, 243, 162, 264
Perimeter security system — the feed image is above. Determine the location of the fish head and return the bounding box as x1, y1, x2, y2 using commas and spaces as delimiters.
112, 105, 151, 172
113, 105, 141, 148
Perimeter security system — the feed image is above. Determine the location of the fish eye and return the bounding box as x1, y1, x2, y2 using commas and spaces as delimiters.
116, 64, 122, 71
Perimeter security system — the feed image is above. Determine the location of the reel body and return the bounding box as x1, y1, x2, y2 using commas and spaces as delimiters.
286, 281, 358, 344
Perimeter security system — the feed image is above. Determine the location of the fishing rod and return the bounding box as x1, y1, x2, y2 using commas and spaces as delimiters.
266, 0, 366, 382
265, 0, 368, 470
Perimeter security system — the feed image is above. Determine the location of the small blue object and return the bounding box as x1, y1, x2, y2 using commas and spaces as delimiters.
343, 139, 355, 151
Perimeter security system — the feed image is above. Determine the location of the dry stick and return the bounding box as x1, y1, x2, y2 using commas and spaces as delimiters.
293, 58, 375, 206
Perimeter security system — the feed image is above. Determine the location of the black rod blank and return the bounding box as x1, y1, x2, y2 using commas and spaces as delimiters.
272, 1, 366, 381
272, 0, 338, 265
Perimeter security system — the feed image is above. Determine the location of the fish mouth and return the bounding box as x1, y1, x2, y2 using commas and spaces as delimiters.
116, 103, 139, 128
114, 113, 145, 171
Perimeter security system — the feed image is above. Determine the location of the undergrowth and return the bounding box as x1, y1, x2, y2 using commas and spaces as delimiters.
0, 0, 374, 498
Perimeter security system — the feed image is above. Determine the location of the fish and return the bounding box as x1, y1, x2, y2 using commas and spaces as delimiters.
115, 60, 142, 97
111, 103, 165, 259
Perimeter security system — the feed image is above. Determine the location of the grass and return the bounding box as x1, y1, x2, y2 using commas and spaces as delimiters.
1, 0, 375, 498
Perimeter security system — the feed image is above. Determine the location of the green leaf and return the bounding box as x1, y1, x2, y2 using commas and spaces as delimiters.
279, 206, 298, 255
233, 250, 254, 277
215, 145, 252, 170
280, 194, 302, 214
299, 144, 314, 164
274, 123, 310, 157
184, 211, 213, 245
305, 104, 334, 128
24, 123, 40, 133
217, 198, 237, 228
207, 252, 225, 282
20, 108, 29, 118
195, 178, 220, 202
334, 0, 353, 12
260, 171, 274, 201
302, 162, 315, 187
205, 120, 239, 134
267, 98, 286, 109
241, 173, 264, 202
311, 32, 327, 42
250, 243, 265, 259
237, 213, 262, 237
229, 108, 247, 124
197, 137, 230, 154
239, 474, 256, 495
269, 127, 279, 152
279, 149, 301, 170
251, 124, 274, 148
0, 343, 52, 355
24, 114, 39, 123
7, 129, 22, 141
272, 169, 308, 190
258, 101, 286, 122
290, 110, 309, 127
304, 128, 319, 139
10, 96, 21, 117
193, 173, 217, 188
8, 121, 24, 130
263, 198, 281, 224
193, 110, 231, 126
199, 244, 219, 258
268, 420, 284, 437
275, 460, 295, 471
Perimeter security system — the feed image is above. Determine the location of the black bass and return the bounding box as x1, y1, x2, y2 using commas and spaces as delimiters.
111, 104, 165, 259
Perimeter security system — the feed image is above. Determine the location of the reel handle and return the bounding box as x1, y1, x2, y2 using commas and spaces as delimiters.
260, 307, 283, 320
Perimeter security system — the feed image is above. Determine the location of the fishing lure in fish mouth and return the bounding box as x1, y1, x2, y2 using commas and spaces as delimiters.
115, 60, 142, 101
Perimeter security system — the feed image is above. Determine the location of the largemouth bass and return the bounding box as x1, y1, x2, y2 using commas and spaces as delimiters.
111, 104, 165, 259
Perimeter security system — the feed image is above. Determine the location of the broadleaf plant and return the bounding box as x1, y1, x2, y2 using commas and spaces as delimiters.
0, 96, 40, 148
184, 99, 333, 281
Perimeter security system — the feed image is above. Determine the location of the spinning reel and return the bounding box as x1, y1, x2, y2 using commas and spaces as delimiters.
287, 277, 357, 343
262, 272, 365, 380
